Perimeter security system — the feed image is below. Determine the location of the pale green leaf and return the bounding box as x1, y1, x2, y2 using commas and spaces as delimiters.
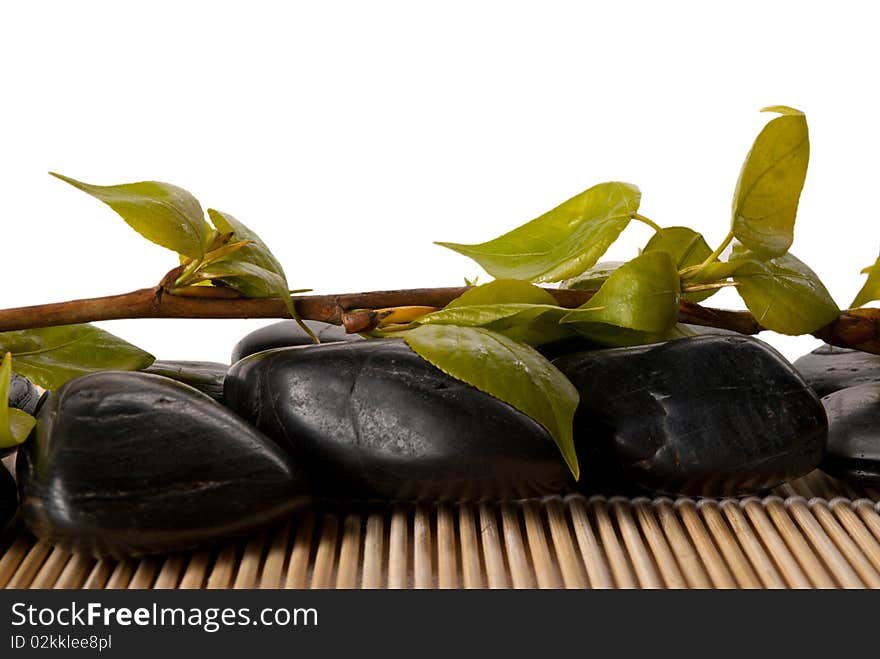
561, 251, 680, 332
731, 245, 839, 335
50, 173, 211, 259
851, 256, 880, 308
436, 182, 640, 283
402, 325, 580, 478
447, 279, 557, 308
0, 325, 155, 390
731, 107, 809, 257
1, 353, 37, 449
643, 226, 715, 302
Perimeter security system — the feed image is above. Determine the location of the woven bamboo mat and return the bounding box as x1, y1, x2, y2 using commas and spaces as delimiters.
2, 464, 879, 589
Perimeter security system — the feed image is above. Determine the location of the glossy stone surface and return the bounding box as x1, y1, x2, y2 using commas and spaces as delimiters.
821, 384, 880, 484
144, 360, 227, 401
793, 344, 880, 397
9, 373, 41, 416
554, 335, 827, 497
17, 371, 309, 558
231, 320, 362, 363
224, 340, 570, 500
1, 466, 16, 531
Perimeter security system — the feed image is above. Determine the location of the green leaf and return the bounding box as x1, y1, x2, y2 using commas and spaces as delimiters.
731, 107, 809, 258
643, 226, 715, 302
561, 251, 680, 332
50, 173, 211, 259
204, 209, 314, 340
561, 261, 625, 291
731, 245, 839, 335
851, 256, 880, 308
436, 182, 640, 283
418, 303, 572, 346
570, 322, 704, 348
447, 279, 558, 307
0, 325, 155, 390
402, 325, 580, 478
0, 353, 36, 449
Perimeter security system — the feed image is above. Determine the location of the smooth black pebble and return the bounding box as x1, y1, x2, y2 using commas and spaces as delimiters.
224, 339, 571, 500
144, 360, 227, 401
231, 320, 362, 363
821, 383, 880, 485
1, 466, 16, 531
16, 371, 310, 558
793, 344, 880, 397
554, 335, 827, 497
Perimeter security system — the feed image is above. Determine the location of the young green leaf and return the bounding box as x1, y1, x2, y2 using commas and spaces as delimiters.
402, 324, 580, 478
0, 325, 155, 390
418, 303, 573, 346
436, 182, 640, 283
643, 227, 715, 302
851, 255, 880, 308
50, 173, 211, 259
204, 209, 315, 341
731, 246, 839, 335
0, 353, 36, 450
731, 107, 809, 258
447, 279, 558, 307
561, 261, 625, 291
561, 251, 680, 332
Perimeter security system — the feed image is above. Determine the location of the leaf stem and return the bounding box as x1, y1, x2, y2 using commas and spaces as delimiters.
631, 213, 663, 233
684, 229, 735, 281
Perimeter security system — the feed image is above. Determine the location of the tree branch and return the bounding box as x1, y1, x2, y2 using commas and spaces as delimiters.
0, 286, 878, 355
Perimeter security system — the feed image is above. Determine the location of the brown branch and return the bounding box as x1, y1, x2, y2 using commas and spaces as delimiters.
0, 286, 879, 355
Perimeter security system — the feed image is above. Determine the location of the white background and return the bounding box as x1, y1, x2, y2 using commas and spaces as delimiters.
2, 1, 879, 364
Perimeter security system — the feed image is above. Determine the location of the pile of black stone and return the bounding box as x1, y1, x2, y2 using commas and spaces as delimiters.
2, 320, 874, 559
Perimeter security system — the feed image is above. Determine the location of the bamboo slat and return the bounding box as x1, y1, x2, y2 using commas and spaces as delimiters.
1, 468, 879, 589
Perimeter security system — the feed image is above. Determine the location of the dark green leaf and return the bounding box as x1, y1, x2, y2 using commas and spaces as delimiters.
570, 322, 705, 348
436, 182, 640, 283
0, 353, 36, 449
402, 324, 580, 478
643, 226, 715, 302
851, 256, 880, 308
0, 324, 155, 390
731, 107, 809, 257
50, 173, 211, 259
731, 245, 839, 335
561, 251, 680, 332
561, 261, 624, 291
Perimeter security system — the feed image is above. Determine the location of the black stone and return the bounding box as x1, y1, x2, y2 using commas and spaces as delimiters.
9, 373, 41, 416
16, 371, 310, 558
793, 344, 880, 397
554, 335, 827, 497
224, 339, 571, 501
1, 466, 16, 531
821, 384, 880, 485
2, 374, 44, 459
144, 360, 227, 401
231, 320, 362, 363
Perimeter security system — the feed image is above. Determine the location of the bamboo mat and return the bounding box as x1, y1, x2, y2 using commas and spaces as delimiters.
2, 466, 880, 589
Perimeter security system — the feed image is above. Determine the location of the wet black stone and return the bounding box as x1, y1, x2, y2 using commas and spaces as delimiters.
16, 371, 310, 558
224, 339, 570, 501
231, 320, 362, 363
793, 344, 880, 397
1, 466, 16, 531
9, 373, 41, 416
554, 335, 827, 497
821, 384, 880, 485
144, 360, 227, 401
2, 374, 44, 459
